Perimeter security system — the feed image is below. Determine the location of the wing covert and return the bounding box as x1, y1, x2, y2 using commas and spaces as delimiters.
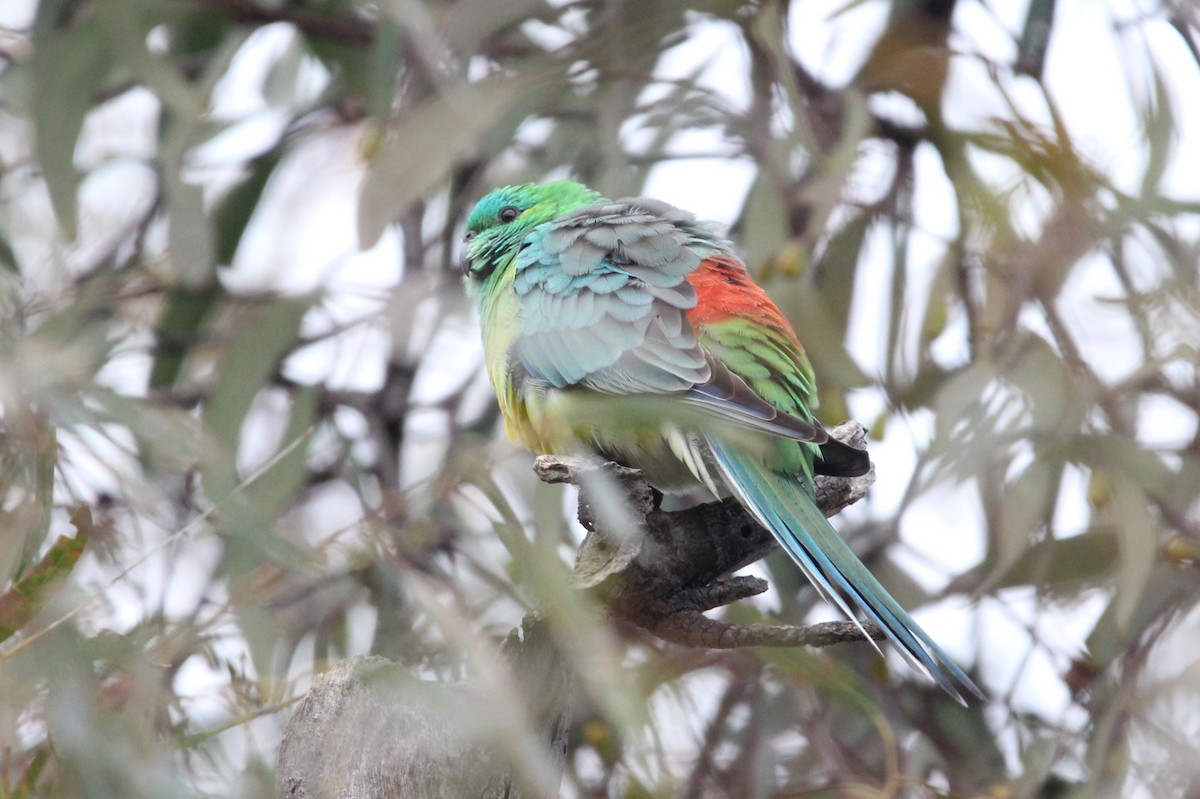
507, 196, 863, 466
510, 198, 717, 395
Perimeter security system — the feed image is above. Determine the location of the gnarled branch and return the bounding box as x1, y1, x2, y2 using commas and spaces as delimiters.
537, 420, 879, 648
277, 422, 873, 798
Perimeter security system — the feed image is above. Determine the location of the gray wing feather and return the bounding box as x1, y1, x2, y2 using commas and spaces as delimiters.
510, 196, 832, 444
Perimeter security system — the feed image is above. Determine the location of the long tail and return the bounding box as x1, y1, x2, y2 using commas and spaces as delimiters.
708, 439, 982, 702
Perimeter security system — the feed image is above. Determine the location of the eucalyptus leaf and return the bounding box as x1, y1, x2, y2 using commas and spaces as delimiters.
0, 509, 88, 643
202, 297, 315, 465
215, 152, 282, 266
358, 66, 566, 247
31, 18, 110, 238
245, 385, 318, 517
149, 285, 220, 390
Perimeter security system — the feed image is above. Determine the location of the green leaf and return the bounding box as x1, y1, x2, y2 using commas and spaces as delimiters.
987, 528, 1118, 591
202, 297, 315, 472
94, 0, 217, 286
440, 0, 557, 60
263, 30, 321, 108
86, 389, 206, 474
364, 19, 402, 120
0, 230, 18, 272
164, 176, 217, 287
245, 386, 318, 517
811, 210, 872, 341
31, 14, 111, 239
1138, 64, 1176, 201
992, 456, 1062, 579
148, 285, 220, 390
1085, 563, 1195, 671
1077, 434, 1176, 500
1107, 477, 1157, 629
215, 152, 281, 266
0, 415, 57, 583
300, 6, 376, 102
0, 508, 89, 643
200, 298, 313, 581
739, 169, 790, 271
163, 5, 234, 57
357, 66, 566, 247
1015, 0, 1056, 78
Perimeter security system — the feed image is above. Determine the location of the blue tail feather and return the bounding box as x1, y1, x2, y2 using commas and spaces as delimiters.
708, 440, 982, 703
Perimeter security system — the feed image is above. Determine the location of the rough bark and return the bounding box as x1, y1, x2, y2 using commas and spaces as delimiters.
276, 422, 874, 799
548, 421, 880, 647
276, 615, 570, 799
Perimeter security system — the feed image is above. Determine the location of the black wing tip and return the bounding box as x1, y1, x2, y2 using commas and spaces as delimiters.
815, 437, 871, 477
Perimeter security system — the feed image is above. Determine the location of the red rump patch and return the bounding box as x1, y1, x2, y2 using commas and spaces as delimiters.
686, 256, 802, 343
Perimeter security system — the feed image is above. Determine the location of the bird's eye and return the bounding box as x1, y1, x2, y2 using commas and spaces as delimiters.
498, 205, 521, 223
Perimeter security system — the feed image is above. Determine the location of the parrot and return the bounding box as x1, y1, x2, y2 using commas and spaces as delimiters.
462, 179, 981, 702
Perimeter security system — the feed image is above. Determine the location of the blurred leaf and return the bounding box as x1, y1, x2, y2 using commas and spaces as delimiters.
440, 0, 551, 56
1077, 434, 1176, 501
899, 684, 1006, 788
855, 0, 954, 115
30, 12, 110, 238
1085, 563, 1195, 671
163, 4, 234, 57
202, 297, 315, 488
245, 386, 318, 517
1107, 477, 1157, 630
0, 414, 57, 583
1016, 0, 1056, 78
457, 461, 647, 734
739, 169, 790, 271
148, 285, 220, 390
364, 18, 402, 120
32, 629, 189, 799
100, 1, 223, 288
0, 508, 89, 642
217, 152, 283, 267
9, 742, 51, 799
985, 528, 1119, 591
755, 646, 870, 705
358, 66, 567, 247
0, 230, 18, 272
917, 248, 957, 352
810, 210, 872, 340
263, 29, 321, 108
86, 388, 206, 474
1138, 65, 1176, 200
164, 174, 216, 287
991, 457, 1062, 581
197, 298, 314, 611
103, 1, 204, 117
930, 362, 994, 439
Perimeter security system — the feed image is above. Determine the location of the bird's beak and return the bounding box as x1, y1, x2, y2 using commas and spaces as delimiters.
461, 231, 476, 277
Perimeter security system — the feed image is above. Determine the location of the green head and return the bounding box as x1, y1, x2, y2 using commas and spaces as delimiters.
463, 180, 603, 280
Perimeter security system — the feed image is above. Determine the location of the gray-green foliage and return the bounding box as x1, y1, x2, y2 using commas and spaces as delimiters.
0, 0, 1197, 796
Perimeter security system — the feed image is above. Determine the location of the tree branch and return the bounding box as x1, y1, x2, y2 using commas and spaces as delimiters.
536, 420, 877, 649
277, 422, 874, 798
